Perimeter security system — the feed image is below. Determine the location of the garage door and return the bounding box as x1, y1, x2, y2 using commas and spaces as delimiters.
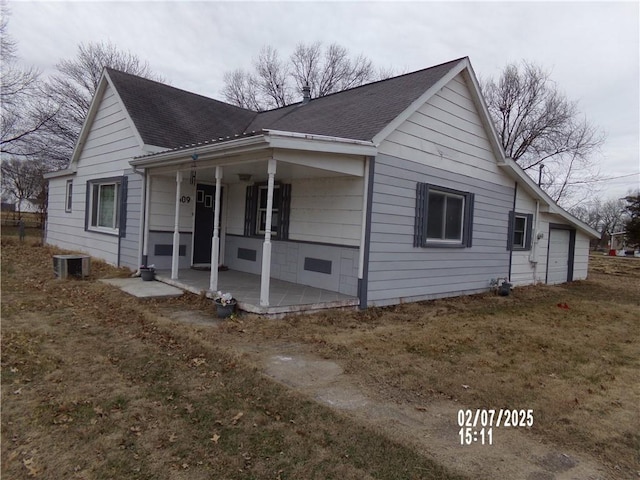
547, 229, 571, 284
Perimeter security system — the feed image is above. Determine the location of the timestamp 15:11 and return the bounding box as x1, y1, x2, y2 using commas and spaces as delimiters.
459, 427, 493, 445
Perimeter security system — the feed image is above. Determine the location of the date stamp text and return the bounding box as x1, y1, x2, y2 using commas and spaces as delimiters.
457, 409, 534, 445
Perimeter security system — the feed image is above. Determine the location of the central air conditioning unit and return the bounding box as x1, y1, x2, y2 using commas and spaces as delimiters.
53, 254, 91, 279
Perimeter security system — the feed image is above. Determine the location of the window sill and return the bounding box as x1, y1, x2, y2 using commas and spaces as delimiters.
422, 241, 467, 249
88, 226, 119, 237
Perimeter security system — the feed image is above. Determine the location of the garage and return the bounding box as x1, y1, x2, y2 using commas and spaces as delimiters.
546, 227, 575, 284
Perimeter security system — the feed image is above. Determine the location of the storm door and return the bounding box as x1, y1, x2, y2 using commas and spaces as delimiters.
193, 183, 222, 265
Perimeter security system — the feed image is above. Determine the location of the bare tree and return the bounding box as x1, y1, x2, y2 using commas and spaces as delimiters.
44, 41, 162, 165
623, 192, 640, 248
482, 61, 605, 204
222, 42, 388, 111
0, 3, 57, 159
570, 197, 626, 249
0, 157, 46, 219
222, 69, 261, 111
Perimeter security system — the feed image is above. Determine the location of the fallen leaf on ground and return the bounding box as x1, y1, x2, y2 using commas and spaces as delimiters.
231, 412, 244, 425
211, 433, 220, 443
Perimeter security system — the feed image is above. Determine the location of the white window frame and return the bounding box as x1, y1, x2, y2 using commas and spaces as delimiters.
513, 215, 528, 249
426, 189, 465, 244
65, 180, 73, 213
256, 184, 280, 236
88, 180, 121, 234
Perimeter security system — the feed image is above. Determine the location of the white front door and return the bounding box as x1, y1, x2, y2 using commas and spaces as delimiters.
547, 229, 570, 284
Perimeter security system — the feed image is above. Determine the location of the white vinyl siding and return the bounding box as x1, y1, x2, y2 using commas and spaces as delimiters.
288, 177, 363, 246
379, 73, 508, 186
147, 175, 195, 232
368, 73, 516, 306
45, 83, 146, 267
224, 176, 363, 247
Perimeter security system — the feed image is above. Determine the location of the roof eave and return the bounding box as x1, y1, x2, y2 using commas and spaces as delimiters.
130, 130, 377, 169
44, 167, 77, 180
498, 158, 600, 239
265, 129, 377, 156
130, 134, 271, 168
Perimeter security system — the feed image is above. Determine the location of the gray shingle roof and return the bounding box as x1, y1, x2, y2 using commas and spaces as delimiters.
247, 58, 465, 141
106, 69, 257, 148
106, 57, 465, 149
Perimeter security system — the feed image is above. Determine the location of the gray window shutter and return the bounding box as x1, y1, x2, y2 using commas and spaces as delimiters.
278, 183, 291, 240
507, 211, 515, 250
244, 185, 258, 236
119, 176, 128, 238
84, 181, 91, 231
464, 193, 474, 247
524, 213, 534, 250
414, 182, 428, 247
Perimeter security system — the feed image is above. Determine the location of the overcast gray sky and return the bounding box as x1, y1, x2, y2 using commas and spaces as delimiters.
6, 1, 640, 200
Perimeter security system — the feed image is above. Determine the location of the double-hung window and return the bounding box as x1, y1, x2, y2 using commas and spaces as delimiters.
508, 212, 533, 250
256, 184, 281, 235
415, 183, 474, 248
244, 183, 291, 239
86, 178, 124, 234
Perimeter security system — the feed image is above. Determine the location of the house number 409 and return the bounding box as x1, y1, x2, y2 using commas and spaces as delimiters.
180, 196, 191, 203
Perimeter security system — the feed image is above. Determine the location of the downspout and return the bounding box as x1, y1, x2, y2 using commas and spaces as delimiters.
529, 200, 540, 282
508, 182, 517, 282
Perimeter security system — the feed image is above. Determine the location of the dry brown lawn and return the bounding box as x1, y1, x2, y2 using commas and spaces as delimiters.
214, 254, 640, 477
2, 236, 638, 479
1, 237, 462, 480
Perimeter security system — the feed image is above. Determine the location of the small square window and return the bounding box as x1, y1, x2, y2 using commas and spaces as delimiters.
508, 212, 533, 251
513, 216, 527, 248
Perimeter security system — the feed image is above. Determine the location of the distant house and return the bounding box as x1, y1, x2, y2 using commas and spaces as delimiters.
1, 202, 16, 212
609, 231, 627, 251
44, 57, 599, 313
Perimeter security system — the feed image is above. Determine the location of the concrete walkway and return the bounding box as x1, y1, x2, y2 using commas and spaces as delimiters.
100, 277, 184, 299
231, 342, 611, 480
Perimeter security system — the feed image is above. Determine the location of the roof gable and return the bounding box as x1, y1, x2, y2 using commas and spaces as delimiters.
105, 68, 257, 149
245, 58, 466, 141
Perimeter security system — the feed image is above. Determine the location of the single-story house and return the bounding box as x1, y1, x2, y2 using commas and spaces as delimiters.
44, 56, 599, 314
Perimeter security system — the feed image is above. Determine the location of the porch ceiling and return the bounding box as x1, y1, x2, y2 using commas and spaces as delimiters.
152, 154, 365, 184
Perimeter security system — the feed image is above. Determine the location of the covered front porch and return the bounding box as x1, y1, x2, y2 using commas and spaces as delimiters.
131, 129, 376, 314
156, 268, 359, 315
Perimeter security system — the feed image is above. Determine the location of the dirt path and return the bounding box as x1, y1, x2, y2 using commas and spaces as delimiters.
221, 340, 612, 480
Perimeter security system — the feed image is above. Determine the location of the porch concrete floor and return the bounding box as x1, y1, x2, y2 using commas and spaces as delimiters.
155, 268, 359, 315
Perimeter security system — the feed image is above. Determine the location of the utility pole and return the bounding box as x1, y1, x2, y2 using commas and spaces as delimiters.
538, 164, 545, 187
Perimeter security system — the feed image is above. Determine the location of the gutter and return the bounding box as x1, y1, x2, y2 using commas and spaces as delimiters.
130, 135, 270, 168
43, 167, 77, 180
130, 130, 378, 170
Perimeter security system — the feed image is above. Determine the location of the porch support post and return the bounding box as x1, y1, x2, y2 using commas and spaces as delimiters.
142, 172, 151, 267
171, 170, 183, 280
209, 166, 223, 292
260, 159, 277, 306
